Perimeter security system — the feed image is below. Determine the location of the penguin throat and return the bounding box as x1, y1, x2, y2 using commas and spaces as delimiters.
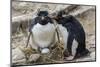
39, 20, 49, 25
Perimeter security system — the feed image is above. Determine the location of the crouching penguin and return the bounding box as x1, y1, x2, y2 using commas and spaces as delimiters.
53, 10, 89, 60
28, 10, 57, 54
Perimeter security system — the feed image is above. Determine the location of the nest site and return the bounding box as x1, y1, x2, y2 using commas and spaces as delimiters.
12, 1, 96, 65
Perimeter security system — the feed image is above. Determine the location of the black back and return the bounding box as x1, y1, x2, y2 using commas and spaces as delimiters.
55, 13, 89, 57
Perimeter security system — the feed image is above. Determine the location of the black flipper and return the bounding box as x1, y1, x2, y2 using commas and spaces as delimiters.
29, 18, 37, 32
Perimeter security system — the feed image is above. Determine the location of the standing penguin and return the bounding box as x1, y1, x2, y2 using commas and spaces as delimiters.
29, 11, 56, 54
54, 10, 89, 60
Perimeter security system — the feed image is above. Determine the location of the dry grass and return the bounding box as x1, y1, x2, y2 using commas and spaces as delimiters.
18, 41, 65, 64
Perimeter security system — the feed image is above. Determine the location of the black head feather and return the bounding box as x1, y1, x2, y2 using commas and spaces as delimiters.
37, 11, 48, 16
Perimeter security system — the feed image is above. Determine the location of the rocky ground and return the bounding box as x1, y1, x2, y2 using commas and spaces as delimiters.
11, 1, 96, 65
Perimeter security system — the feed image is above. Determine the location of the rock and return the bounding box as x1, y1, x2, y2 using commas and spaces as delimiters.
75, 51, 95, 61
12, 47, 26, 64
28, 54, 40, 62
90, 51, 95, 60
12, 43, 18, 49
65, 56, 74, 61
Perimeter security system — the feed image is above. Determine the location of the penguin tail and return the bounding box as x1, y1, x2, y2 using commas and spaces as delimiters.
74, 48, 90, 59
81, 49, 90, 56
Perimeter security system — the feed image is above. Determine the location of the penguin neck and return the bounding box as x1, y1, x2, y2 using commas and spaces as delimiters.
55, 17, 66, 25
39, 21, 48, 25
36, 22, 52, 28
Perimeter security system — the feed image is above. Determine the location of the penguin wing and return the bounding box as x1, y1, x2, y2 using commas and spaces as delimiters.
29, 18, 37, 32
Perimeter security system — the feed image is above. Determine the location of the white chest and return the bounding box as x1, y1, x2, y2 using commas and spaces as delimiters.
31, 23, 56, 48
58, 24, 69, 50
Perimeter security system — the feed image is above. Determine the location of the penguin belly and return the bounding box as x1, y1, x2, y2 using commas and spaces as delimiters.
31, 23, 56, 48
58, 24, 69, 50
58, 24, 78, 60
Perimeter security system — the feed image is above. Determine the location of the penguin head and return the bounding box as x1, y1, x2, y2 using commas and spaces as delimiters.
36, 11, 53, 25
57, 10, 66, 17
37, 11, 48, 17
53, 10, 66, 22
